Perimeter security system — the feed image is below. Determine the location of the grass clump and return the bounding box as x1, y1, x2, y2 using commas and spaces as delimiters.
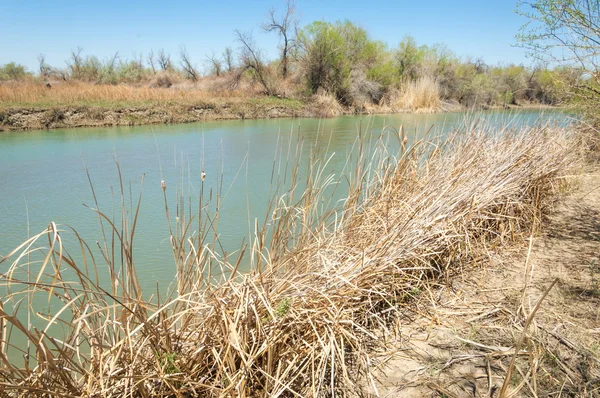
0, 120, 583, 396
397, 76, 441, 112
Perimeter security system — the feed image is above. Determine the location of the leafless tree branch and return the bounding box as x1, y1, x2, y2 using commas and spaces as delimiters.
235, 29, 277, 95
157, 49, 172, 72
223, 47, 234, 72
180, 47, 199, 81
261, 0, 297, 78
206, 52, 223, 76
147, 49, 157, 74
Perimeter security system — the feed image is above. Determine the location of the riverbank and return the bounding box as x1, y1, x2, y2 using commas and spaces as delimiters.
0, 82, 560, 131
0, 121, 588, 396
0, 100, 559, 132
370, 163, 600, 396
0, 97, 318, 132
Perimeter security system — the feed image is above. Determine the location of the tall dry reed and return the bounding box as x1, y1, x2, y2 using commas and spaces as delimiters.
397, 76, 441, 112
0, 81, 260, 108
0, 121, 582, 397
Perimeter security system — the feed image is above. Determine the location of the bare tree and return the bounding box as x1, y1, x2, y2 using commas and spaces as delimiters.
223, 47, 234, 72
67, 47, 84, 77
206, 52, 223, 76
157, 49, 172, 71
262, 0, 296, 78
56, 68, 69, 81
517, 0, 600, 70
235, 29, 276, 95
148, 49, 156, 74
37, 53, 51, 77
106, 52, 120, 75
131, 51, 144, 70
180, 47, 199, 81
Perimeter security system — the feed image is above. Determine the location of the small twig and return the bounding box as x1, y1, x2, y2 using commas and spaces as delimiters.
466, 307, 502, 323
486, 356, 494, 397
499, 278, 558, 398
519, 233, 535, 317
540, 326, 600, 365
455, 336, 512, 352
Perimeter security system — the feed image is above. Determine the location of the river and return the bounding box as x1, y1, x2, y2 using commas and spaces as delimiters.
0, 110, 570, 294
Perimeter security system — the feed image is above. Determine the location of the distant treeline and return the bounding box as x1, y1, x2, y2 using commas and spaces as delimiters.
0, 1, 578, 110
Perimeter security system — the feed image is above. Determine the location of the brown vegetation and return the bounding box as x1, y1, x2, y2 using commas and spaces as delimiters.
370, 163, 600, 397
396, 76, 442, 112
0, 80, 250, 105
0, 81, 315, 130
0, 121, 585, 396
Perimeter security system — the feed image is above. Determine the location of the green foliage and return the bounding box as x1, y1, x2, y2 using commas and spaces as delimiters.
156, 351, 179, 374
517, 0, 600, 122
275, 297, 291, 318
296, 21, 569, 108
298, 21, 353, 95
534, 69, 562, 103
367, 55, 396, 87
516, 0, 600, 68
395, 35, 426, 80
472, 73, 498, 105
115, 60, 146, 84
64, 50, 148, 85
501, 65, 528, 103
261, 297, 292, 323
298, 20, 391, 103
0, 63, 30, 81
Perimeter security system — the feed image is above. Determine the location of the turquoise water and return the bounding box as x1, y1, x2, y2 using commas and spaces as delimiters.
0, 110, 570, 292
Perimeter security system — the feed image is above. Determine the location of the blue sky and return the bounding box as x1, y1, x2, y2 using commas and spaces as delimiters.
0, 0, 532, 73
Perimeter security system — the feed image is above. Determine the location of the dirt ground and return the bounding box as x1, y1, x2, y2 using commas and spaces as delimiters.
368, 169, 600, 397
0, 103, 314, 131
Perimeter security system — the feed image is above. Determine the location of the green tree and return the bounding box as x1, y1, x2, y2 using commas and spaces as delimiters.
395, 35, 425, 80
0, 62, 30, 81
516, 0, 600, 120
298, 20, 390, 103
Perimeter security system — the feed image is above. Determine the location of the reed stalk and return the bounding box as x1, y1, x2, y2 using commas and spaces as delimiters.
0, 120, 583, 396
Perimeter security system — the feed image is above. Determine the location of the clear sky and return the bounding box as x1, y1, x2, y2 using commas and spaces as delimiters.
0, 0, 532, 73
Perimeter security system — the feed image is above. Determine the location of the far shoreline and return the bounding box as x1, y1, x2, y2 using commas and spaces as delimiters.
0, 99, 564, 133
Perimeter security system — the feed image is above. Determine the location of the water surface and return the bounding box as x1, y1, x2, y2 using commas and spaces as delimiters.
0, 110, 569, 292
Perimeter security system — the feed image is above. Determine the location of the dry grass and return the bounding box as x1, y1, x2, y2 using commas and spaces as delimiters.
0, 79, 309, 131
311, 91, 345, 117
0, 120, 583, 397
397, 76, 442, 112
0, 79, 262, 109
369, 166, 600, 397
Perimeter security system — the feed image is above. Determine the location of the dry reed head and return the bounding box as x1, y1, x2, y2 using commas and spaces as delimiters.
0, 119, 583, 396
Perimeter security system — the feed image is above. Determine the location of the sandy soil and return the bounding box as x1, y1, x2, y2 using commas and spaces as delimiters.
367, 168, 600, 397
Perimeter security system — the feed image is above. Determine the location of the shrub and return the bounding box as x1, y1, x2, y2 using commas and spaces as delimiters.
0, 63, 30, 81
297, 21, 351, 96
297, 20, 388, 104
394, 35, 425, 81
517, 0, 600, 125
115, 60, 146, 84
346, 68, 384, 106
149, 74, 174, 88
